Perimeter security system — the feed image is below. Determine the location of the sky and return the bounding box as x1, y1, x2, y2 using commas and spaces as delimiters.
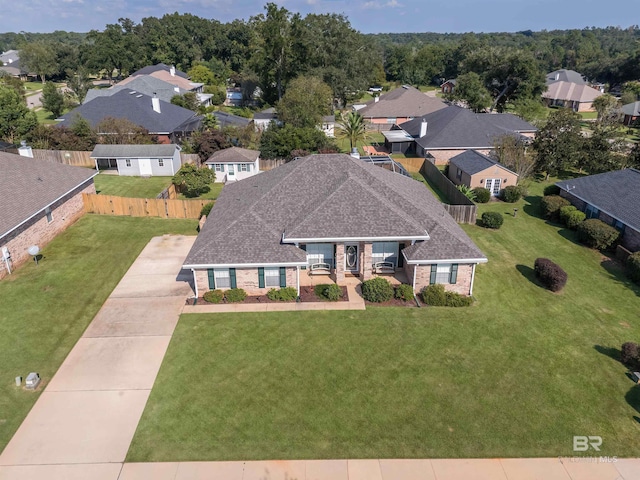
2, 0, 639, 34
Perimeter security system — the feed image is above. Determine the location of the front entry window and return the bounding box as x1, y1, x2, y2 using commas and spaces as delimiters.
228, 164, 235, 176
346, 245, 358, 269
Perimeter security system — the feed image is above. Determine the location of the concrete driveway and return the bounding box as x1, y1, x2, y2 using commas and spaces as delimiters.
0, 235, 195, 473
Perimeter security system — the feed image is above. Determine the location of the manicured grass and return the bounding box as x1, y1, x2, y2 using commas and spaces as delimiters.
128, 178, 640, 461
177, 182, 224, 201
33, 108, 67, 125
94, 174, 172, 198
411, 171, 448, 202
0, 215, 197, 454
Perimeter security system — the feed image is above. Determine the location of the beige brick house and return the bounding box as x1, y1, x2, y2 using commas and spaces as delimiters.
448, 150, 519, 196
183, 154, 487, 297
0, 151, 97, 278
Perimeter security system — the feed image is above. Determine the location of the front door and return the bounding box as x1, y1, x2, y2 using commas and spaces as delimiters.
486, 178, 501, 196
344, 243, 359, 274
139, 158, 153, 176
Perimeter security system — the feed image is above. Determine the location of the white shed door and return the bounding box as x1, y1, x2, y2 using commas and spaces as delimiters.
139, 158, 152, 176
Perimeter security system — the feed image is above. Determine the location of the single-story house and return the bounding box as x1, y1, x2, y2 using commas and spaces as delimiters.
213, 110, 252, 129
57, 89, 201, 144
546, 69, 587, 86
441, 79, 456, 94
557, 169, 640, 252
90, 144, 182, 176
448, 150, 518, 196
0, 151, 97, 279
621, 101, 640, 126
204, 147, 260, 183
542, 81, 603, 112
384, 105, 537, 164
131, 63, 189, 79
355, 85, 447, 130
0, 50, 34, 80
253, 107, 280, 131
321, 115, 335, 137
183, 153, 487, 297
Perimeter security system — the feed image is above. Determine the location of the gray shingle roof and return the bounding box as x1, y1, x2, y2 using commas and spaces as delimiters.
58, 89, 200, 134
450, 150, 516, 176
542, 82, 603, 104
622, 101, 640, 117
184, 154, 485, 267
91, 144, 179, 159
556, 169, 640, 231
204, 147, 260, 164
253, 107, 278, 120
402, 106, 536, 150
131, 63, 188, 79
546, 69, 587, 85
0, 151, 97, 239
358, 85, 447, 119
213, 111, 252, 128
84, 76, 186, 105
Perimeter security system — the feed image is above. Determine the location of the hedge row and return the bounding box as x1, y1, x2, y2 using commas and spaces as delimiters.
203, 288, 247, 303
421, 284, 473, 307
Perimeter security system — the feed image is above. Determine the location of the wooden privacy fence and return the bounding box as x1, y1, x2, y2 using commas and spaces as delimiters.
419, 160, 477, 225
32, 149, 94, 167
397, 157, 426, 173
259, 158, 287, 171
83, 193, 209, 219
156, 183, 178, 199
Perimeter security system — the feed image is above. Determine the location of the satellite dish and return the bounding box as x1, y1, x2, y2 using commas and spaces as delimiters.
28, 245, 40, 265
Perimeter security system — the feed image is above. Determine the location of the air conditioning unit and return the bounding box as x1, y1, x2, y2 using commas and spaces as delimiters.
25, 372, 40, 390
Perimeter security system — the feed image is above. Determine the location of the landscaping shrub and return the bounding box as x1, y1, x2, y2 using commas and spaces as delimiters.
224, 288, 247, 303
543, 184, 561, 196
565, 210, 586, 230
203, 289, 224, 303
621, 342, 640, 366
576, 219, 620, 250
314, 283, 342, 301
394, 284, 414, 301
540, 195, 570, 220
457, 184, 476, 201
421, 284, 473, 307
361, 277, 394, 302
558, 205, 577, 224
267, 287, 297, 301
472, 187, 490, 203
501, 185, 522, 203
200, 202, 214, 217
627, 252, 640, 283
534, 258, 568, 292
481, 211, 504, 229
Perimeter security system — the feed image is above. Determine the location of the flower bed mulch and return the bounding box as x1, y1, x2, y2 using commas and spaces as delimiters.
364, 297, 419, 307
186, 285, 349, 305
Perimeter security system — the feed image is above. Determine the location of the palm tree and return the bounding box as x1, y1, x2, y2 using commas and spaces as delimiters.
336, 111, 369, 151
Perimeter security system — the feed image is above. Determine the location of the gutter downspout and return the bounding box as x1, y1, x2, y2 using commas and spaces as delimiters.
296, 266, 300, 297
191, 268, 198, 299
412, 264, 417, 294
469, 264, 477, 296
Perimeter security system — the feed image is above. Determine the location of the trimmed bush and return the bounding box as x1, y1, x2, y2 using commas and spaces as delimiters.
543, 184, 561, 196
361, 277, 394, 303
224, 288, 247, 303
395, 284, 415, 301
534, 258, 568, 292
314, 283, 342, 301
501, 185, 522, 203
203, 289, 224, 303
472, 187, 491, 203
200, 202, 214, 218
481, 211, 504, 229
627, 252, 640, 283
565, 210, 586, 230
421, 284, 473, 307
576, 219, 620, 250
621, 342, 640, 366
540, 195, 570, 220
559, 205, 577, 224
267, 287, 297, 301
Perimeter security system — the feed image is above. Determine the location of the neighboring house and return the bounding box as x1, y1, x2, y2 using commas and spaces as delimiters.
542, 81, 603, 112
0, 151, 97, 279
58, 89, 201, 144
204, 147, 260, 183
441, 79, 456, 94
213, 110, 252, 129
183, 153, 487, 297
448, 150, 518, 196
225, 87, 243, 106
131, 63, 189, 79
85, 76, 191, 105
557, 169, 640, 252
621, 101, 640, 126
321, 115, 335, 137
355, 85, 447, 130
384, 105, 537, 164
253, 107, 280, 131
125, 64, 211, 105
90, 144, 182, 176
0, 50, 33, 79
545, 69, 587, 86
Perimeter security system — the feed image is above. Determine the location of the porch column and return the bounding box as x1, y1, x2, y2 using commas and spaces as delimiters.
334, 243, 345, 283
362, 242, 373, 281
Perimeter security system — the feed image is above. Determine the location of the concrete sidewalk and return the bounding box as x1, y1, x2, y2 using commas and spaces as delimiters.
0, 235, 195, 474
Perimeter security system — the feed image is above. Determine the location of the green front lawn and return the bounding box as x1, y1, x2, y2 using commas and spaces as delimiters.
94, 174, 172, 198
0, 215, 197, 454
128, 179, 640, 461
177, 182, 224, 201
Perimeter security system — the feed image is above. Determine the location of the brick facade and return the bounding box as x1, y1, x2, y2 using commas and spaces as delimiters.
194, 266, 298, 296
425, 149, 493, 166
403, 263, 475, 296
0, 181, 95, 279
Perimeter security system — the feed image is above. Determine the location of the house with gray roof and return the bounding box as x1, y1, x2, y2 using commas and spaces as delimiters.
213, 110, 252, 128
355, 85, 447, 131
0, 50, 34, 79
131, 63, 188, 79
204, 147, 260, 183
58, 89, 201, 144
384, 105, 537, 164
0, 151, 97, 279
557, 169, 640, 252
448, 150, 519, 196
90, 144, 182, 176
183, 154, 487, 298
546, 69, 587, 86
542, 81, 603, 112
84, 75, 189, 105
621, 101, 640, 126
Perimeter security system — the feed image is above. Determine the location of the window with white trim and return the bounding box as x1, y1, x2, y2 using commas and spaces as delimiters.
213, 164, 224, 172
435, 264, 452, 284
158, 159, 164, 167
306, 243, 334, 267
214, 269, 231, 288
238, 163, 249, 172
372, 242, 399, 266
265, 268, 280, 287
45, 206, 53, 223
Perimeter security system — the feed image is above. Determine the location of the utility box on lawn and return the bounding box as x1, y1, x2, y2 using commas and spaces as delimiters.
25, 372, 40, 390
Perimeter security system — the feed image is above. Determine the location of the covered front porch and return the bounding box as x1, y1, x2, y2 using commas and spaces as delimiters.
299, 265, 409, 288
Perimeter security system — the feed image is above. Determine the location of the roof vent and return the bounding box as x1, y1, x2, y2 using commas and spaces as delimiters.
136, 94, 143, 98
402, 85, 410, 89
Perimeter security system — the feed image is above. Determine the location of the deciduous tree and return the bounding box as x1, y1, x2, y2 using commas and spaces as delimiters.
533, 108, 583, 178
450, 72, 491, 112
172, 163, 216, 197
0, 85, 38, 143
277, 76, 332, 129
42, 82, 64, 118
20, 42, 57, 83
